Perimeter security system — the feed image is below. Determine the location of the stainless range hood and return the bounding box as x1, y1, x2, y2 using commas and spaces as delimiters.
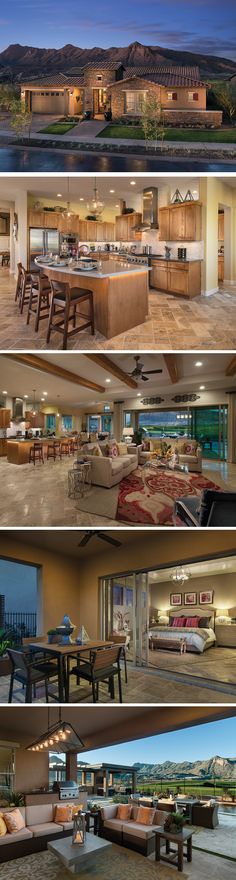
134, 186, 159, 231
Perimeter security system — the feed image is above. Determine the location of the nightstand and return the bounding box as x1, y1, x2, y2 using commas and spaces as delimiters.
215, 624, 236, 647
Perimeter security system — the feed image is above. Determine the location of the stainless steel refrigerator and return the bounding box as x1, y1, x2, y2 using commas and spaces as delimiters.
29, 227, 60, 269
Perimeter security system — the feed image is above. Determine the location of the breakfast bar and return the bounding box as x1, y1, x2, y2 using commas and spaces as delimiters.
36, 259, 150, 339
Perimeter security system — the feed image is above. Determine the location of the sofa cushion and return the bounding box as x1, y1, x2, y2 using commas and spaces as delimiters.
117, 804, 131, 820
28, 822, 63, 838
61, 821, 74, 830
0, 827, 33, 846
26, 804, 53, 825
117, 442, 128, 455
153, 810, 168, 826
122, 822, 158, 840
136, 806, 155, 826
130, 806, 139, 821
103, 818, 123, 832
4, 809, 25, 833
179, 454, 197, 464
0, 815, 7, 836
110, 459, 124, 475
101, 805, 117, 820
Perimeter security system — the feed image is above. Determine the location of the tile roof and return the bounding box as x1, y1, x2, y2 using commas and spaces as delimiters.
125, 65, 200, 79
21, 73, 84, 87
108, 68, 204, 88
83, 60, 124, 70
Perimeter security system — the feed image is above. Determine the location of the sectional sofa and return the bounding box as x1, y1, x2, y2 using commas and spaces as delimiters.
0, 802, 84, 862
138, 438, 202, 473
99, 802, 169, 855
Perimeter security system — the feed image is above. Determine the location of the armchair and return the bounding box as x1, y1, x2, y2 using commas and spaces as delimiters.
174, 489, 236, 527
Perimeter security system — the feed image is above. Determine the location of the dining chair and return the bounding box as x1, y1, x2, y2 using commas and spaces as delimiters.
68, 645, 123, 703
108, 633, 128, 683
7, 648, 59, 703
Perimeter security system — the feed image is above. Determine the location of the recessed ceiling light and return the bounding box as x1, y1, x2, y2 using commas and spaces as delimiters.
195, 361, 203, 367
79, 198, 84, 201
43, 391, 48, 395
115, 204, 119, 207
41, 397, 45, 401
106, 378, 111, 383
137, 392, 141, 397
199, 385, 205, 390
130, 181, 136, 185
110, 189, 115, 193
57, 193, 62, 198
2, 390, 7, 395
24, 394, 28, 399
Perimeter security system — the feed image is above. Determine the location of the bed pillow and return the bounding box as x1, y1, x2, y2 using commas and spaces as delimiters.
172, 617, 186, 627
198, 617, 211, 628
185, 616, 200, 627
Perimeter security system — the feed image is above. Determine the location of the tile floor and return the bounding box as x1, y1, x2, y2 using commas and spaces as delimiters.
1, 268, 236, 350
0, 455, 233, 527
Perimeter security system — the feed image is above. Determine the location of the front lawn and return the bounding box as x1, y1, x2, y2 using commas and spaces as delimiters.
98, 124, 236, 143
39, 122, 78, 135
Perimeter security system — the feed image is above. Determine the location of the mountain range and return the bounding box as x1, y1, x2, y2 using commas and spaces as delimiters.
50, 754, 236, 779
0, 42, 235, 81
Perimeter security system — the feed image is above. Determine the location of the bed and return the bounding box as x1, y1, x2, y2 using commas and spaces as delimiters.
149, 607, 216, 653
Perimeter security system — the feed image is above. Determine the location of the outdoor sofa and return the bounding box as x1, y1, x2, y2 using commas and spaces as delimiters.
0, 801, 84, 862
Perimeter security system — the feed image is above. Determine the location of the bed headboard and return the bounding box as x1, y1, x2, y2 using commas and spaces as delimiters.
169, 607, 215, 629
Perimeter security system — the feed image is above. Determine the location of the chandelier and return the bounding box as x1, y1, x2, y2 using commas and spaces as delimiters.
171, 566, 190, 585
87, 177, 105, 217
62, 178, 75, 221
26, 708, 84, 753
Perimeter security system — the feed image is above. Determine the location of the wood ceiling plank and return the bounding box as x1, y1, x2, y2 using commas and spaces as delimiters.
163, 354, 180, 384
225, 356, 236, 376
5, 354, 105, 394
85, 354, 138, 389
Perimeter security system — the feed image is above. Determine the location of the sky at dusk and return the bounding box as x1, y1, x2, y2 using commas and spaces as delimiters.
0, 0, 236, 60
77, 716, 236, 765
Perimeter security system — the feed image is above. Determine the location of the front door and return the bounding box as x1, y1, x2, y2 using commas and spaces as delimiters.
93, 88, 106, 116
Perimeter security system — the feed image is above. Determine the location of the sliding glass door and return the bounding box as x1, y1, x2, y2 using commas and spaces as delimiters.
101, 572, 148, 666
191, 405, 228, 460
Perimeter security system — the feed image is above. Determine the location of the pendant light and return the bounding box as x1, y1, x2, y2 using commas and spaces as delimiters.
62, 178, 75, 222
87, 177, 105, 217
26, 707, 84, 753
171, 565, 190, 585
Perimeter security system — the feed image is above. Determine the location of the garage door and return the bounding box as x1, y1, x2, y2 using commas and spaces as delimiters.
31, 91, 65, 114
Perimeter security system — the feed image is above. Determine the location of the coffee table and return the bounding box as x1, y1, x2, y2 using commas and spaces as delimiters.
48, 832, 112, 874
155, 827, 193, 873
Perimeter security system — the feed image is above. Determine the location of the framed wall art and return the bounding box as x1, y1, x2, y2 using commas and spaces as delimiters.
184, 592, 197, 606
170, 593, 182, 606
199, 590, 214, 605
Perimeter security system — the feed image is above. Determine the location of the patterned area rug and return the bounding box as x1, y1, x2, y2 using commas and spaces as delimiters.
0, 844, 188, 880
116, 466, 220, 525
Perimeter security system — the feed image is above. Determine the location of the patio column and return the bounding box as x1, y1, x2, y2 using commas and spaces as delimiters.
132, 771, 137, 793
103, 768, 109, 796
82, 770, 87, 785
66, 752, 77, 783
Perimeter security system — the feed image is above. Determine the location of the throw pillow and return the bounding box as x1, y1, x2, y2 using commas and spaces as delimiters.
88, 444, 102, 457
4, 808, 25, 833
184, 442, 196, 454
108, 443, 118, 458
71, 804, 84, 816
185, 616, 200, 627
117, 804, 131, 820
142, 440, 150, 452
198, 617, 211, 628
54, 804, 73, 823
0, 814, 7, 836
154, 809, 168, 826
172, 617, 186, 627
117, 442, 128, 456
136, 806, 156, 826
130, 805, 139, 821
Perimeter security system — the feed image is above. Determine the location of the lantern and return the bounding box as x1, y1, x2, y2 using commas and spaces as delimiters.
72, 810, 86, 845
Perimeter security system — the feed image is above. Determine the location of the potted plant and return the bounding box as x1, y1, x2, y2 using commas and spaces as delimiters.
47, 628, 59, 644
164, 812, 185, 834
4, 789, 24, 807
0, 629, 13, 676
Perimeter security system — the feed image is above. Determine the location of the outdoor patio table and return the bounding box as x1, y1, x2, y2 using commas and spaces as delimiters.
28, 640, 113, 702
155, 827, 193, 872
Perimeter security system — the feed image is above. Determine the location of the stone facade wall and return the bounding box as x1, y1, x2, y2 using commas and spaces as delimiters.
110, 78, 160, 118
83, 68, 121, 87
163, 109, 222, 127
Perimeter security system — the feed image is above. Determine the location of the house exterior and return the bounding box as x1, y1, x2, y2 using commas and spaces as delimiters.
21, 62, 222, 127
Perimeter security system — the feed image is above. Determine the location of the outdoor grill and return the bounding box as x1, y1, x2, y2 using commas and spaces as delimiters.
52, 780, 79, 800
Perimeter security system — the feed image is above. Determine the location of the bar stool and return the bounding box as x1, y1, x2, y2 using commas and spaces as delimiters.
29, 443, 44, 465
27, 273, 51, 332
46, 280, 94, 350
15, 262, 23, 303
60, 440, 70, 457
2, 252, 10, 267
18, 266, 40, 314
47, 442, 56, 461
53, 440, 62, 460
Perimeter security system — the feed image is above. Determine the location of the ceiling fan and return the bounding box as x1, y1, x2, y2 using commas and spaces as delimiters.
128, 355, 163, 382
78, 531, 122, 548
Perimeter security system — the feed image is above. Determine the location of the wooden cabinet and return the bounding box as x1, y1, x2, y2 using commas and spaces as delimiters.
218, 255, 224, 282
218, 212, 224, 240
87, 220, 99, 241
78, 220, 87, 240
215, 624, 236, 647
159, 202, 201, 242
57, 214, 80, 234
43, 212, 59, 229
0, 408, 11, 427
150, 260, 201, 298
28, 210, 46, 228
25, 411, 45, 428
0, 439, 7, 456
150, 260, 168, 291
115, 212, 142, 241
104, 222, 115, 242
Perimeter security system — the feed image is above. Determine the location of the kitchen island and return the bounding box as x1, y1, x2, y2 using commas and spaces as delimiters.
7, 438, 52, 465
36, 259, 150, 339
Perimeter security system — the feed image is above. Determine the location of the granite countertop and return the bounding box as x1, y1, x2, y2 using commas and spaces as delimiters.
35, 258, 150, 279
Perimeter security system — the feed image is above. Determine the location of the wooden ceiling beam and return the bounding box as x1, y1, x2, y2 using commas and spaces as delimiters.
163, 354, 180, 384
225, 356, 236, 377
85, 354, 138, 389
5, 354, 106, 394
